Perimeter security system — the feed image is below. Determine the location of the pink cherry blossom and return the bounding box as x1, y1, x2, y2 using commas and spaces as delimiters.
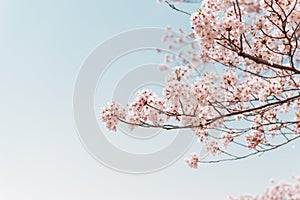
185, 152, 199, 168
231, 176, 300, 200
100, 0, 300, 179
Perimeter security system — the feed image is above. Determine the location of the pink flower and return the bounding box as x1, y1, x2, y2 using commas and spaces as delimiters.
246, 131, 263, 149
185, 153, 199, 168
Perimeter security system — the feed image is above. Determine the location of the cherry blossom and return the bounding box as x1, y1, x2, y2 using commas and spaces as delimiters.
100, 0, 300, 170
185, 152, 199, 168
231, 176, 300, 200
99, 0, 300, 197
100, 102, 126, 132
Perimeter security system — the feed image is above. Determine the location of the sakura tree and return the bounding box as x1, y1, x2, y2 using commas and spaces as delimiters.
101, 0, 300, 166
100, 0, 299, 198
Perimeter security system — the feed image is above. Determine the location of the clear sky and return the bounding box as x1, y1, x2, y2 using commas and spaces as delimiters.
1, 0, 300, 199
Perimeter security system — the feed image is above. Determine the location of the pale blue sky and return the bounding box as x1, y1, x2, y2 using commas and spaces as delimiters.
1, 0, 300, 199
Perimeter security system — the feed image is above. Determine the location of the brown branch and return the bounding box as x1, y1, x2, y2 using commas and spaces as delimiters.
198, 134, 300, 164
237, 51, 300, 74
164, 0, 191, 16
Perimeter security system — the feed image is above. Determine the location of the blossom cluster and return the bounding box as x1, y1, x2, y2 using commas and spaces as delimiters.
185, 152, 199, 168
231, 176, 300, 200
191, 0, 300, 74
100, 102, 126, 132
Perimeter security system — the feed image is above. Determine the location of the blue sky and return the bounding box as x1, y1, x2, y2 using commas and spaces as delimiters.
1, 0, 300, 199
